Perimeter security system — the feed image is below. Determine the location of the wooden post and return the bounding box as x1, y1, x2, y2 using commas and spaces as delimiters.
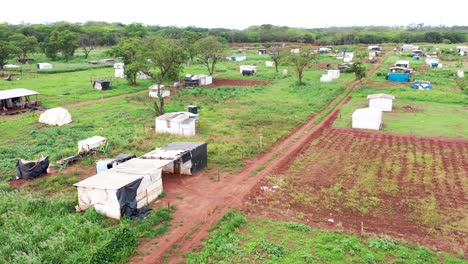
259, 135, 263, 151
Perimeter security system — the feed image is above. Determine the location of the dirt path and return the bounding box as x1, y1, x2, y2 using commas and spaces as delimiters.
130, 57, 386, 263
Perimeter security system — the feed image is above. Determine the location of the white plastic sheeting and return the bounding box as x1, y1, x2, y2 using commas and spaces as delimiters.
74, 158, 171, 219
78, 136, 107, 154
320, 74, 332, 82
38, 107, 72, 126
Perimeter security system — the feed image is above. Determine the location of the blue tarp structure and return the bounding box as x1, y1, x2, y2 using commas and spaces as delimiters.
412, 81, 432, 90
387, 73, 410, 82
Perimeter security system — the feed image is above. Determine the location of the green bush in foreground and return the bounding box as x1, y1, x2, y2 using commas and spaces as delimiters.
186, 211, 465, 264
0, 189, 173, 264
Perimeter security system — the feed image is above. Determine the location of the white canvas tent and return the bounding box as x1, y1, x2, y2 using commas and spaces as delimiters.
367, 94, 395, 112
38, 107, 72, 126
78, 136, 107, 154
352, 108, 382, 130
265, 61, 274, 67
155, 112, 199, 136
74, 158, 172, 219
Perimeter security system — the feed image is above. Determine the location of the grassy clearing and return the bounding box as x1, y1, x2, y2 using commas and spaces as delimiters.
0, 187, 174, 264
334, 97, 468, 138
0, 64, 352, 178
186, 211, 464, 264
0, 67, 151, 107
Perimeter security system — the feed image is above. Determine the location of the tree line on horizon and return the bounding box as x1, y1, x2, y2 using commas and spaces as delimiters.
0, 21, 466, 67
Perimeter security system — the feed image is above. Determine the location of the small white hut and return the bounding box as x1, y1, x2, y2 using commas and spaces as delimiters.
352, 108, 382, 130
155, 112, 199, 136
114, 63, 125, 78
327, 70, 340, 79
367, 93, 395, 112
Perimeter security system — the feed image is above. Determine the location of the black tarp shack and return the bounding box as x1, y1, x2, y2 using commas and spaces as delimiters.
142, 142, 207, 175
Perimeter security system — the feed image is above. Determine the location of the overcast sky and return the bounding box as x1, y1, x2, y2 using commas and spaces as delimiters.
1, 0, 466, 29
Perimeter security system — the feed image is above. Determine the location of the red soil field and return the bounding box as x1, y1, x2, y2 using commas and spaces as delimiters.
245, 126, 468, 255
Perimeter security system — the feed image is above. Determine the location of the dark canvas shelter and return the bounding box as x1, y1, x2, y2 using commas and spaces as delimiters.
16, 156, 49, 180
93, 80, 111, 90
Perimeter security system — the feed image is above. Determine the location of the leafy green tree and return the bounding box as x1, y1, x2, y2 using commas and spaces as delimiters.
181, 31, 202, 63
45, 30, 79, 60
9, 33, 38, 62
109, 37, 145, 85
0, 23, 12, 40
349, 62, 366, 84
142, 36, 187, 115
79, 31, 97, 59
125, 23, 148, 38
287, 46, 313, 86
0, 40, 18, 69
268, 47, 287, 73
194, 36, 225, 75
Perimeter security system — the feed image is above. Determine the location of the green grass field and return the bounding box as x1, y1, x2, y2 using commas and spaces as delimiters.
334, 98, 468, 138
186, 211, 465, 264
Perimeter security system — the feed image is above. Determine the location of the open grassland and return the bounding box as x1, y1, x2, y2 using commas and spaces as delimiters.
0, 57, 354, 180
0, 67, 151, 107
245, 127, 468, 256
187, 211, 465, 263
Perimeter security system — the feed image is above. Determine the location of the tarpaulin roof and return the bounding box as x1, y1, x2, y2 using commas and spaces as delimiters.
0, 88, 38, 100
367, 93, 395, 100
156, 112, 199, 122
142, 142, 206, 160
74, 158, 171, 190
